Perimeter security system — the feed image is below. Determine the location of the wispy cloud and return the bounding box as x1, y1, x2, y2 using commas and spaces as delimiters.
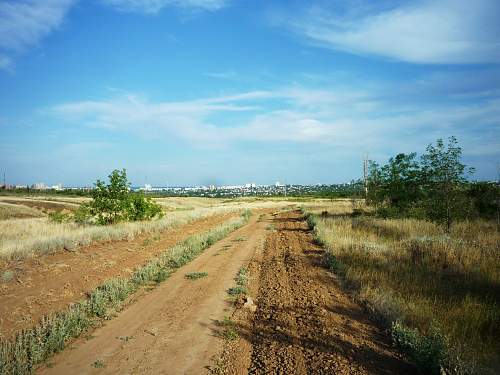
0, 0, 76, 69
0, 55, 12, 71
101, 0, 229, 14
275, 0, 500, 64
204, 70, 239, 80
48, 83, 500, 160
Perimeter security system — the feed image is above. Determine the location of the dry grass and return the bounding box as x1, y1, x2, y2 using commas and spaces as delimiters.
0, 202, 45, 220
0, 214, 250, 374
306, 202, 500, 374
0, 198, 296, 261
0, 197, 81, 212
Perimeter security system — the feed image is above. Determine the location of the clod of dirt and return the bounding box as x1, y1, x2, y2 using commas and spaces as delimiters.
243, 296, 257, 312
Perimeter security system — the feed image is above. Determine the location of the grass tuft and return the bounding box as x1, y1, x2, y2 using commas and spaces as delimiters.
185, 272, 208, 280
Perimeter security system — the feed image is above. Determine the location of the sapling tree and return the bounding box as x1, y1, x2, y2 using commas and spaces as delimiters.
81, 169, 163, 225
420, 137, 473, 232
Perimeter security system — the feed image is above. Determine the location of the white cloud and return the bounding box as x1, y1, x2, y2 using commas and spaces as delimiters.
0, 0, 75, 68
278, 0, 500, 64
101, 0, 228, 14
48, 85, 500, 159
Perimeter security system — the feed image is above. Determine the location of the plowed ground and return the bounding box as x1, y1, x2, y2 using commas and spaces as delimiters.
218, 210, 417, 374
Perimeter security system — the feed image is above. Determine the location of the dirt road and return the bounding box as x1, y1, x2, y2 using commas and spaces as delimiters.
220, 211, 416, 374
38, 213, 269, 374
38, 210, 415, 374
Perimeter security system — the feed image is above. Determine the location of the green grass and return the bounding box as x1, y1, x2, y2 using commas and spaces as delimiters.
0, 211, 251, 375
227, 267, 249, 296
185, 272, 208, 280
92, 359, 105, 368
221, 317, 239, 341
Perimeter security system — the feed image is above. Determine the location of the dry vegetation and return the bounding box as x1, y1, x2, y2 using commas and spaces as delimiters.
0, 213, 251, 374
305, 201, 499, 374
0, 196, 296, 261
0, 202, 45, 220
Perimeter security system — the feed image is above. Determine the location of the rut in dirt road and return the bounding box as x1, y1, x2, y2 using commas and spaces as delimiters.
246, 211, 416, 375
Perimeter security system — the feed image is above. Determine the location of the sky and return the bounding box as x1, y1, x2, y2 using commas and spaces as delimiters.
1, 0, 499, 186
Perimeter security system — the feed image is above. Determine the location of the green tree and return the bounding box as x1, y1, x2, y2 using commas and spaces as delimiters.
420, 137, 473, 232
367, 153, 422, 216
84, 169, 163, 225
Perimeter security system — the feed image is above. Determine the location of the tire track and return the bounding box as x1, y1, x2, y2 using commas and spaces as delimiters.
247, 211, 416, 375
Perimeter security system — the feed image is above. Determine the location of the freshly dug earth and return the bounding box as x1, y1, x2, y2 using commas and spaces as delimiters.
38, 212, 270, 374
0, 213, 235, 339
219, 210, 417, 374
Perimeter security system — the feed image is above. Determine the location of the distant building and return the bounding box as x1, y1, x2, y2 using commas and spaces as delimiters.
32, 182, 47, 190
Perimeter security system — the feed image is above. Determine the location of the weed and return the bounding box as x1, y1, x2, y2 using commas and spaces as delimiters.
221, 317, 239, 340
92, 359, 105, 368
48, 212, 71, 224
185, 272, 208, 280
116, 336, 133, 342
234, 236, 246, 242
227, 286, 247, 296
392, 321, 447, 374
0, 270, 14, 283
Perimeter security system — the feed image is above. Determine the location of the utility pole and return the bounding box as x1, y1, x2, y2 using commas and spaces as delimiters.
363, 154, 369, 199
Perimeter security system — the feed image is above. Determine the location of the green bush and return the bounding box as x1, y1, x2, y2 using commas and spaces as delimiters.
392, 321, 448, 374
82, 169, 163, 225
48, 212, 70, 223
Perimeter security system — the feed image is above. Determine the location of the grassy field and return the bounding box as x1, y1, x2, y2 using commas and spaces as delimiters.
305, 201, 499, 374
0, 196, 299, 261
0, 202, 45, 220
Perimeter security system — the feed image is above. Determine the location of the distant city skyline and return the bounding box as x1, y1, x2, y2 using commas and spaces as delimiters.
1, 0, 499, 185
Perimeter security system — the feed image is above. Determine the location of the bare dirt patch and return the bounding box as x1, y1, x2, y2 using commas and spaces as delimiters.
217, 210, 417, 374
0, 213, 235, 339
0, 198, 79, 213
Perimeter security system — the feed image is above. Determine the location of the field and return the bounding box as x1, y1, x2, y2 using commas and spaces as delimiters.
304, 201, 500, 374
0, 196, 497, 374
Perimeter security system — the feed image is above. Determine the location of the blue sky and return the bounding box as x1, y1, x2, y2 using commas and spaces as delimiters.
1, 0, 499, 186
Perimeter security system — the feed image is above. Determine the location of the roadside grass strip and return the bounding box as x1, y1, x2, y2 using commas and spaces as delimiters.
304, 211, 480, 375
0, 211, 251, 374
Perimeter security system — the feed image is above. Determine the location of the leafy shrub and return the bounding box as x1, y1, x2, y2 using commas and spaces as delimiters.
48, 211, 70, 223
73, 204, 92, 225
82, 169, 163, 225
392, 321, 448, 374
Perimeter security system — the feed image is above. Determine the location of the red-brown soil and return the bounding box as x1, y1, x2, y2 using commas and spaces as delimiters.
0, 213, 236, 339
21, 210, 416, 374
217, 210, 417, 374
